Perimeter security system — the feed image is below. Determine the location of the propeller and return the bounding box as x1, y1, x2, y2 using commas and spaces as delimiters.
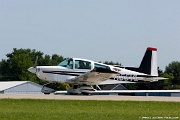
28, 56, 38, 74
34, 56, 38, 68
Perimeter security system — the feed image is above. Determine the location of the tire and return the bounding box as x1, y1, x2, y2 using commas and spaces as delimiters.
81, 92, 89, 95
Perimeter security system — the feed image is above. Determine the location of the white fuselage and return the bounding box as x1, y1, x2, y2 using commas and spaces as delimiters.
28, 58, 157, 85
27, 47, 167, 94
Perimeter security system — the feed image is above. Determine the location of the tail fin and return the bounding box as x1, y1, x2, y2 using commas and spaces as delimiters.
139, 47, 158, 76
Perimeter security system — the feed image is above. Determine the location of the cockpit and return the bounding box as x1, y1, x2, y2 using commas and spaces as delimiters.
58, 58, 92, 70
58, 58, 111, 71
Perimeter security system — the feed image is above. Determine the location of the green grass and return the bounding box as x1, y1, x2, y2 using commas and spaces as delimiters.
0, 99, 179, 120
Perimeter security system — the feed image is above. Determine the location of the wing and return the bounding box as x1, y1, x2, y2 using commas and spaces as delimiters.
66, 68, 119, 85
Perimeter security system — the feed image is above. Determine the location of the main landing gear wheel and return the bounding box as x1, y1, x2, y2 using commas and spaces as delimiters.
81, 92, 90, 95
80, 85, 96, 95
67, 85, 81, 95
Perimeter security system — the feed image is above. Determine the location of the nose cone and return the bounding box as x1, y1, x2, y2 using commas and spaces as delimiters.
28, 67, 36, 74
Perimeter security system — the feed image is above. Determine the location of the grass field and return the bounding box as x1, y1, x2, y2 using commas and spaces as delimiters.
0, 99, 179, 120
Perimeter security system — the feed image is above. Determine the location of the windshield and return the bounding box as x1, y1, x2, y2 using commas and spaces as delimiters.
58, 58, 73, 69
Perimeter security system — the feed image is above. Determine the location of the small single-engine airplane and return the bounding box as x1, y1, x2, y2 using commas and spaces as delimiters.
28, 47, 166, 95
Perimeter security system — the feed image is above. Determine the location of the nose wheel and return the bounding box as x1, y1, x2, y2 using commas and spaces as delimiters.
41, 82, 56, 95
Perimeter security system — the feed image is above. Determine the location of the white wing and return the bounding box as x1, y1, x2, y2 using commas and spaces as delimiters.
66, 68, 119, 85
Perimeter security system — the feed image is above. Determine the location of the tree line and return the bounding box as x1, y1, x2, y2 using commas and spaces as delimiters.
0, 48, 180, 90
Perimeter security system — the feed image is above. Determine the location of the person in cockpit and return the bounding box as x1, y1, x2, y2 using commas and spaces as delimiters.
79, 61, 85, 69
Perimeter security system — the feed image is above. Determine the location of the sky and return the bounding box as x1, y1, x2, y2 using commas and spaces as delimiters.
0, 0, 180, 70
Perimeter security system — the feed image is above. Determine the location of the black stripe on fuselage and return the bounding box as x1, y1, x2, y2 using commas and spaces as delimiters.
42, 68, 118, 77
43, 71, 86, 76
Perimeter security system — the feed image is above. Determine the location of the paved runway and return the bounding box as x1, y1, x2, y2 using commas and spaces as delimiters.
0, 94, 180, 102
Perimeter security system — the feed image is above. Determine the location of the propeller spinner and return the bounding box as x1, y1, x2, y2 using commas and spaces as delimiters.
28, 56, 38, 74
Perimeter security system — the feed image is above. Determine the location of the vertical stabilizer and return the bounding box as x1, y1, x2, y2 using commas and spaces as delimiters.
139, 47, 158, 76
